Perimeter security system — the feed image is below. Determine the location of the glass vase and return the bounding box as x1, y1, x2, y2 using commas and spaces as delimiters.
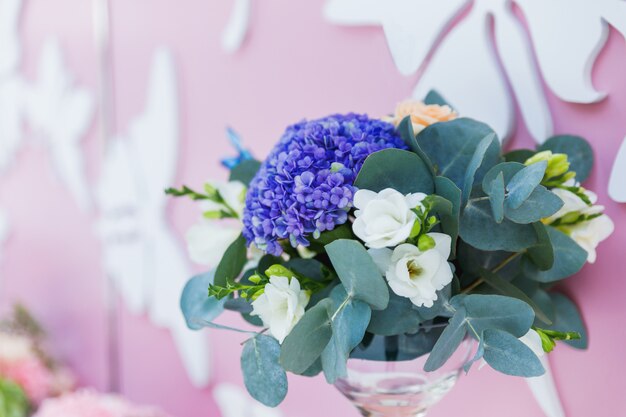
335, 336, 472, 417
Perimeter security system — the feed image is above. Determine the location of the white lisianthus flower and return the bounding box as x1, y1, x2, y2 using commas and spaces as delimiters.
352, 188, 426, 249
185, 180, 248, 266
369, 233, 453, 307
251, 276, 310, 344
186, 220, 242, 266
545, 187, 614, 263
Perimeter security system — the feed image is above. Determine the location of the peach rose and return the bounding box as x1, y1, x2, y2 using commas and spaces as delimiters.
384, 100, 457, 134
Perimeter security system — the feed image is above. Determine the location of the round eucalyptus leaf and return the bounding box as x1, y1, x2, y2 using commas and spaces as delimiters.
482, 329, 545, 377
354, 148, 434, 194
180, 271, 225, 330
546, 293, 588, 349
525, 228, 587, 282
241, 335, 288, 407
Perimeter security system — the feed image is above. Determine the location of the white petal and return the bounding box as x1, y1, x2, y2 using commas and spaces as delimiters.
428, 232, 452, 261
353, 189, 378, 210
185, 222, 241, 266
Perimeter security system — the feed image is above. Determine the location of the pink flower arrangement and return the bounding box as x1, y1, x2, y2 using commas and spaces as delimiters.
34, 390, 171, 417
0, 307, 75, 406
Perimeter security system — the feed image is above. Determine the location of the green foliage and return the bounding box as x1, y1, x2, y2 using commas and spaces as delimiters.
321, 286, 372, 383
416, 118, 502, 189
545, 293, 588, 349
462, 133, 498, 204
504, 149, 535, 163
214, 234, 248, 286
424, 90, 452, 107
527, 223, 555, 271
241, 335, 288, 407
538, 135, 594, 182
533, 327, 581, 353
524, 228, 587, 283
180, 271, 226, 330
352, 328, 445, 362
229, 159, 261, 186
396, 117, 436, 176
434, 176, 462, 257
325, 240, 389, 310
505, 161, 547, 209
367, 292, 423, 336
424, 308, 468, 371
280, 300, 333, 374
0, 379, 29, 417
482, 329, 545, 377
354, 148, 434, 195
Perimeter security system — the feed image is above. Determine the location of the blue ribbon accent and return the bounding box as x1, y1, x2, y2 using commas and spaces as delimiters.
221, 127, 254, 170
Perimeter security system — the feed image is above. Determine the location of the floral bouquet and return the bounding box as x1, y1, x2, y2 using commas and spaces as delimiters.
33, 390, 170, 417
0, 306, 74, 417
169, 93, 613, 408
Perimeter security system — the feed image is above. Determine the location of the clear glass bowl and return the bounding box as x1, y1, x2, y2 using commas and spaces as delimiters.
335, 338, 472, 417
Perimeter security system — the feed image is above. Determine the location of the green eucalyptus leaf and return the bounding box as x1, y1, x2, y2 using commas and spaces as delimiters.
482, 329, 545, 377
354, 149, 434, 194
483, 162, 525, 187
310, 224, 354, 246
214, 234, 248, 286
284, 258, 329, 282
506, 161, 547, 209
367, 292, 423, 336
229, 159, 261, 186
424, 90, 451, 107
322, 286, 372, 383
504, 186, 564, 224
527, 223, 555, 271
546, 293, 588, 349
463, 337, 485, 373
397, 117, 436, 176
478, 268, 551, 325
504, 149, 535, 163
526, 228, 587, 282
417, 118, 501, 189
280, 299, 333, 374
325, 240, 389, 310
462, 133, 498, 204
459, 294, 535, 337
434, 176, 461, 258
414, 283, 453, 320
180, 271, 226, 330
460, 197, 538, 252
241, 335, 288, 407
484, 172, 505, 223
424, 308, 468, 371
538, 135, 594, 182
300, 358, 323, 377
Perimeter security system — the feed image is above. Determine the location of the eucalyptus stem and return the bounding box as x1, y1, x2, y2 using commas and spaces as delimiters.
462, 252, 523, 294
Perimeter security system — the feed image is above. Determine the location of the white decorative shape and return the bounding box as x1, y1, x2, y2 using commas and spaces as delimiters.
221, 0, 251, 53
609, 136, 626, 203
526, 356, 566, 417
23, 39, 94, 211
96, 49, 212, 387
0, 0, 24, 172
325, 0, 468, 76
324, 0, 626, 142
413, 4, 514, 142
0, 0, 21, 75
492, 1, 553, 143
514, 0, 608, 104
214, 384, 284, 417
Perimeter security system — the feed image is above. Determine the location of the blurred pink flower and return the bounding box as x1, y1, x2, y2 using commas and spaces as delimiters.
0, 357, 53, 404
34, 390, 171, 417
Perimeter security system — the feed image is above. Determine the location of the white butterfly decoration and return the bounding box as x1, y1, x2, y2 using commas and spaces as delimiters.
214, 384, 284, 417
325, 0, 626, 145
0, 209, 9, 292
22, 39, 95, 212
0, 0, 25, 173
95, 48, 212, 387
221, 0, 252, 53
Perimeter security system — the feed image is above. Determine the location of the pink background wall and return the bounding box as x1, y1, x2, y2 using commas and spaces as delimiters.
1, 1, 625, 416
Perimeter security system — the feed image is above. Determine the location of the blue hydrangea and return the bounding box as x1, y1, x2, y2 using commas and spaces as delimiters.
242, 113, 407, 255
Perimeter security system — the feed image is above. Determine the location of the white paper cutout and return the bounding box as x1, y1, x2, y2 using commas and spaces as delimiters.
22, 39, 94, 211
609, 137, 626, 203
95, 48, 212, 387
221, 0, 251, 53
324, 0, 626, 144
0, 0, 24, 173
526, 356, 566, 417
214, 384, 284, 417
